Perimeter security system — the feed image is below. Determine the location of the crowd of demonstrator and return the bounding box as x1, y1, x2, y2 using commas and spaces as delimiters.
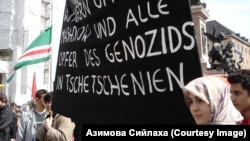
1, 69, 250, 140
0, 89, 75, 141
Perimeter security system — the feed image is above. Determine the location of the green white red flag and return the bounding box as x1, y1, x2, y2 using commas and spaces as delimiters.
6, 26, 52, 83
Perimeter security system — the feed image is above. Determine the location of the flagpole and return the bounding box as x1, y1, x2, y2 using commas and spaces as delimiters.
48, 0, 53, 91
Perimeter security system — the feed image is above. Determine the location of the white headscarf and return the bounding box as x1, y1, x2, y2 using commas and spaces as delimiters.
183, 76, 243, 125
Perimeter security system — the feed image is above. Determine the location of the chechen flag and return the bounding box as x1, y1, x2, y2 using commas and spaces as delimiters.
7, 26, 52, 83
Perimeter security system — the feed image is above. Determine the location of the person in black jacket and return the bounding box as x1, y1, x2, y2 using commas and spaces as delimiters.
0, 93, 17, 141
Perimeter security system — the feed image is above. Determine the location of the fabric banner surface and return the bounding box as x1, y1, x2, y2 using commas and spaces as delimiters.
53, 0, 203, 124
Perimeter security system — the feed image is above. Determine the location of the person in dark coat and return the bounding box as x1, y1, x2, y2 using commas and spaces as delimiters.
0, 93, 17, 141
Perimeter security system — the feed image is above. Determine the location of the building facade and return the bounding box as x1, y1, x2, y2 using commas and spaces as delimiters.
0, 0, 52, 105
190, 1, 250, 75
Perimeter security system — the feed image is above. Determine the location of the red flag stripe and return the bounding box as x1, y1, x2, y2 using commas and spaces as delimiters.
18, 47, 51, 60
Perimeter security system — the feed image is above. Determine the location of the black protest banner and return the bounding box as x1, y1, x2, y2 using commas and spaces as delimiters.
52, 0, 202, 124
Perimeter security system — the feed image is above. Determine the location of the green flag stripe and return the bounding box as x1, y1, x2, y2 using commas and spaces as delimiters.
15, 56, 51, 70
25, 27, 52, 51
6, 71, 15, 83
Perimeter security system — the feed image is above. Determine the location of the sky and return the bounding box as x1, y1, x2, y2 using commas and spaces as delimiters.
204, 0, 250, 40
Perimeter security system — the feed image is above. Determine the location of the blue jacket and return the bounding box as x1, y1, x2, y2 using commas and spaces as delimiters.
16, 108, 46, 141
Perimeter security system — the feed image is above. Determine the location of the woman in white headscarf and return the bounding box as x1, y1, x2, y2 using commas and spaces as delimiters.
182, 76, 243, 125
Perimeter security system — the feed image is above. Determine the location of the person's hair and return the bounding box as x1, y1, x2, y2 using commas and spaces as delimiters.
44, 91, 57, 118
36, 89, 48, 99
29, 100, 36, 108
227, 69, 250, 95
0, 93, 8, 103
10, 102, 16, 107
44, 92, 53, 103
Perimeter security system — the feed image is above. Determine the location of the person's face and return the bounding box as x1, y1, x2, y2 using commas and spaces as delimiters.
36, 94, 47, 108
187, 92, 211, 125
0, 101, 3, 108
230, 83, 250, 116
45, 101, 52, 112
11, 105, 16, 111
